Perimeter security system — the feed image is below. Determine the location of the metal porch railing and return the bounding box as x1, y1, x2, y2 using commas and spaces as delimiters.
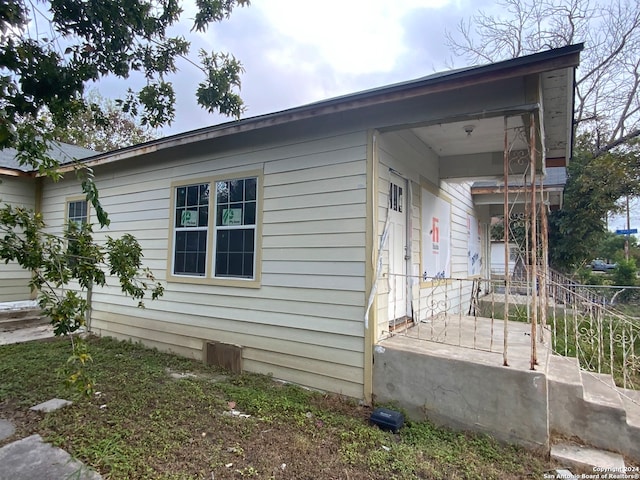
386, 271, 639, 390
546, 271, 640, 390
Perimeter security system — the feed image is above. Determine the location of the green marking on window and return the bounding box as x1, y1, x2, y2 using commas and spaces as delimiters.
181, 210, 197, 227
222, 208, 242, 226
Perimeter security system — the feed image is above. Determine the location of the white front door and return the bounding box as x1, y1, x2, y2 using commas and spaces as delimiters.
388, 173, 408, 322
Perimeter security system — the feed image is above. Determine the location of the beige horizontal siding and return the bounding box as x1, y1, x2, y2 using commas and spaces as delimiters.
264, 175, 366, 199
91, 312, 364, 360
164, 283, 365, 306
0, 281, 33, 302
262, 260, 364, 276
92, 294, 364, 337
262, 246, 365, 262
264, 189, 365, 211
243, 350, 364, 397
93, 313, 364, 366
263, 218, 366, 236
261, 273, 364, 291
262, 232, 364, 248
40, 129, 369, 397
0, 176, 36, 302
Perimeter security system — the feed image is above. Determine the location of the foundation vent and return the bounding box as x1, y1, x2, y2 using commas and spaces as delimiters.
204, 341, 243, 374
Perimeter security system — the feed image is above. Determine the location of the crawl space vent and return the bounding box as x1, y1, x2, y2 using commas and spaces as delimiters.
205, 341, 243, 374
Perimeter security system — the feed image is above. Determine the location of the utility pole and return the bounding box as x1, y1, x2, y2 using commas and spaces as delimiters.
625, 195, 630, 261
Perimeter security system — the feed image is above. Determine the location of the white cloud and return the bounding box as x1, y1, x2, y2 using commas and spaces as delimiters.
254, 0, 454, 75
99, 0, 484, 135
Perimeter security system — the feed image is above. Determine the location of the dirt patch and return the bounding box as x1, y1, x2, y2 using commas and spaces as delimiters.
0, 400, 43, 448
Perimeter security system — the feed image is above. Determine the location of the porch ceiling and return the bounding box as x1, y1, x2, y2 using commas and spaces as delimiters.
406, 65, 575, 211
409, 67, 573, 177
412, 115, 526, 157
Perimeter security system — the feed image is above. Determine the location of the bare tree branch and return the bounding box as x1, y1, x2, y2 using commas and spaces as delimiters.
595, 129, 640, 158
445, 0, 640, 154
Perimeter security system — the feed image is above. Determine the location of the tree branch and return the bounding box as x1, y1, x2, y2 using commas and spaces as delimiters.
594, 129, 640, 157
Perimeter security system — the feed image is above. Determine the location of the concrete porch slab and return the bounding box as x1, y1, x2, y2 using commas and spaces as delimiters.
389, 315, 551, 371
0, 324, 54, 345
374, 327, 550, 450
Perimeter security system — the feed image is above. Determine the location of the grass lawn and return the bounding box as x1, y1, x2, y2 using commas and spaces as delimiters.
0, 336, 552, 479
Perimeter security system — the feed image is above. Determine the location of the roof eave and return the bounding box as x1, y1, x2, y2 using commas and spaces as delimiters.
0, 168, 34, 178
52, 43, 584, 174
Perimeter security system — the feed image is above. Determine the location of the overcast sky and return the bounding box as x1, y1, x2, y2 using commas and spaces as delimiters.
98, 0, 496, 137
94, 0, 640, 234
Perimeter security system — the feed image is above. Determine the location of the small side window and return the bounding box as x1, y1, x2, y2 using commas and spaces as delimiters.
67, 200, 88, 226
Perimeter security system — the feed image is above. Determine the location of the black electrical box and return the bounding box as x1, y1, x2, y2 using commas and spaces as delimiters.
370, 407, 404, 432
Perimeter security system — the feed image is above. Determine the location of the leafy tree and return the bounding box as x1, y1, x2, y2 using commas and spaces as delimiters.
593, 231, 640, 264
548, 135, 640, 270
46, 90, 158, 152
1, 0, 248, 174
0, 0, 249, 392
612, 259, 638, 303
0, 210, 164, 393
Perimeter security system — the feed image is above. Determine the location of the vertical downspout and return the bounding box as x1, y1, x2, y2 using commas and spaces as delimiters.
363, 130, 378, 404
32, 176, 44, 300
529, 111, 538, 369
503, 117, 510, 367
86, 283, 93, 333
405, 179, 413, 319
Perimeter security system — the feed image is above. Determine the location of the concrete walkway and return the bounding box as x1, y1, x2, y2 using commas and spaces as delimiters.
0, 434, 102, 480
0, 325, 102, 479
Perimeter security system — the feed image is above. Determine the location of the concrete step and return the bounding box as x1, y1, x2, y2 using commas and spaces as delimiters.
551, 443, 625, 472
0, 313, 48, 331
548, 355, 586, 442
547, 354, 582, 385
0, 308, 38, 321
619, 388, 640, 429
581, 371, 624, 410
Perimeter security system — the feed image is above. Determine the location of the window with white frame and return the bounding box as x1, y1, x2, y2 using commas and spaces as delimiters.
214, 177, 257, 279
171, 176, 258, 281
67, 200, 88, 226
173, 183, 210, 276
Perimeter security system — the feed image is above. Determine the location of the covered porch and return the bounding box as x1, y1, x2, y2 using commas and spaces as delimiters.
367, 44, 640, 459
372, 274, 640, 460
373, 313, 552, 450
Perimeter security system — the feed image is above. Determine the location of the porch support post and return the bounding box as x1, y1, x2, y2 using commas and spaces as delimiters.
539, 187, 549, 343
503, 116, 510, 367
529, 112, 538, 370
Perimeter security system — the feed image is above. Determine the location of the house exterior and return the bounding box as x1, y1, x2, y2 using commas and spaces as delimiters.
0, 143, 95, 302
0, 44, 581, 402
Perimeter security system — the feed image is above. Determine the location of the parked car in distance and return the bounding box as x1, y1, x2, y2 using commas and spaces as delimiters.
590, 259, 617, 272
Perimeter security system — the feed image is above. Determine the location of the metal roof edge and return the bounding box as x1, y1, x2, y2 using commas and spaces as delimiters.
0, 167, 34, 178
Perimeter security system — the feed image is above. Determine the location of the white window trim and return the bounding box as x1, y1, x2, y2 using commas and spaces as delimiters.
66, 197, 90, 226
